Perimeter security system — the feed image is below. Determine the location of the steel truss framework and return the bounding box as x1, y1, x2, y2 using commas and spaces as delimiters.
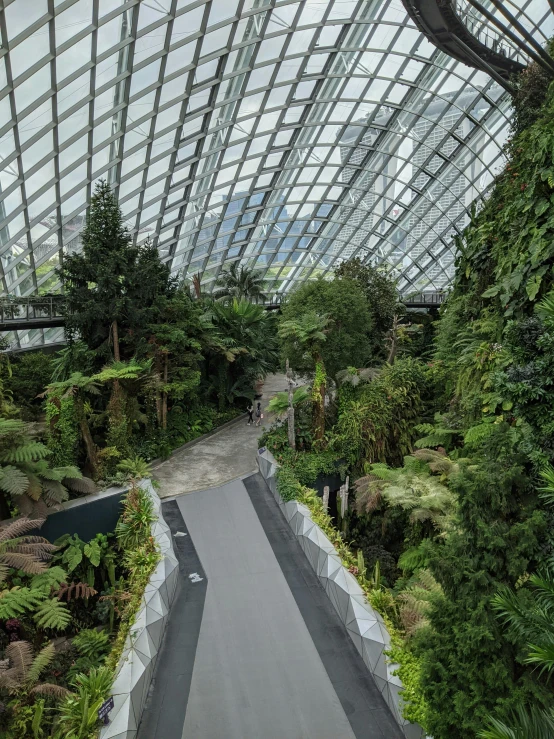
0, 0, 552, 349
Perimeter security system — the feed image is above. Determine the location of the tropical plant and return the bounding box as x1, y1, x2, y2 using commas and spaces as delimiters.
0, 518, 54, 583
267, 387, 309, 417
479, 706, 554, 739
115, 485, 155, 550
334, 257, 399, 356
336, 366, 380, 387
116, 456, 151, 481
279, 311, 331, 441
397, 568, 442, 635
354, 455, 457, 534
213, 262, 267, 302
0, 418, 93, 519
92, 359, 150, 460
279, 276, 372, 379
0, 640, 70, 698
203, 298, 279, 409
43, 373, 102, 478
56, 666, 112, 738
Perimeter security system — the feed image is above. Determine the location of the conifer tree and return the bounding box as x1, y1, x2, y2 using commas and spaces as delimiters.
59, 181, 173, 361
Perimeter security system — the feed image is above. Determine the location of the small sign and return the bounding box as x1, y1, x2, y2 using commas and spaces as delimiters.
258, 446, 266, 455
98, 696, 114, 724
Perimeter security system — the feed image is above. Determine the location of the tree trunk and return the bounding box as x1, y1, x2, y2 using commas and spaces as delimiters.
112, 320, 120, 362
387, 315, 398, 364
76, 398, 99, 479
286, 359, 296, 450
162, 354, 168, 430
155, 356, 162, 427
312, 357, 326, 442
0, 490, 11, 520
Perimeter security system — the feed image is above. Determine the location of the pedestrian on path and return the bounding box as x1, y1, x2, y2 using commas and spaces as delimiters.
247, 403, 254, 425
255, 402, 263, 427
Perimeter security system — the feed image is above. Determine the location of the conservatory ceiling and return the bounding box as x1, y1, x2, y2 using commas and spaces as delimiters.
0, 0, 553, 327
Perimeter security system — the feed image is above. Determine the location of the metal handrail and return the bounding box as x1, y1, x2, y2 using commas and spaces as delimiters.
453, 0, 524, 63
0, 295, 66, 324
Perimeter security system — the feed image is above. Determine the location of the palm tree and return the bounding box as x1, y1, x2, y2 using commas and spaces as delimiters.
278, 311, 331, 441
213, 262, 267, 302
479, 707, 554, 739
44, 373, 102, 480
203, 299, 279, 409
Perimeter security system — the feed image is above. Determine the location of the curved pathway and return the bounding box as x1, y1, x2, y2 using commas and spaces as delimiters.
140, 375, 405, 739
153, 373, 287, 498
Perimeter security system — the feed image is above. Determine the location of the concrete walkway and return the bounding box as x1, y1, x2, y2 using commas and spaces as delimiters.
138, 475, 404, 739
153, 373, 287, 498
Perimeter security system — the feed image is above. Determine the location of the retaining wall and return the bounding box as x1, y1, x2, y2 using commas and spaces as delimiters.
257, 448, 423, 739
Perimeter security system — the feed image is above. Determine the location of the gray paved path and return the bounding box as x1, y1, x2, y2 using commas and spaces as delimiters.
177, 479, 356, 739
153, 373, 287, 497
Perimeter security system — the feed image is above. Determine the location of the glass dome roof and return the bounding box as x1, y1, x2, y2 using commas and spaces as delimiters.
0, 0, 552, 348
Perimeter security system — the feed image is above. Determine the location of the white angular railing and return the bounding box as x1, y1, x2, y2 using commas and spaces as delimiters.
257, 449, 424, 739
100, 480, 179, 739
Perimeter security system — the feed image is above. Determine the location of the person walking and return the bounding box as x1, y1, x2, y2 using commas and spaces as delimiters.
246, 403, 254, 425
255, 402, 263, 427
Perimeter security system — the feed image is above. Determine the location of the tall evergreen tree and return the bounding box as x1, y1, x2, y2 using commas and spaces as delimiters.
59, 181, 173, 361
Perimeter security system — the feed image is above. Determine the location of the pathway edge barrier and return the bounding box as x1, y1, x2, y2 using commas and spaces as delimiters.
256, 448, 425, 739
100, 480, 179, 739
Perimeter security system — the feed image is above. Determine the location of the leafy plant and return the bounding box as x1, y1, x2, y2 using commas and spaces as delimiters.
57, 666, 112, 738
115, 485, 155, 550
72, 630, 110, 661
116, 456, 151, 481
0, 518, 55, 582
213, 262, 267, 302
0, 640, 69, 698
0, 417, 93, 518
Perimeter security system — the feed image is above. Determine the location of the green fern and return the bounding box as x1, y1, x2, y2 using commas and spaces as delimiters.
0, 465, 29, 496
464, 422, 497, 445
0, 587, 45, 618
30, 566, 68, 594
0, 441, 51, 463
73, 629, 110, 660
33, 598, 71, 630
27, 642, 55, 685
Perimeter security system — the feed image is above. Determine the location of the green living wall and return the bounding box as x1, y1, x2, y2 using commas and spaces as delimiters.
263, 60, 554, 739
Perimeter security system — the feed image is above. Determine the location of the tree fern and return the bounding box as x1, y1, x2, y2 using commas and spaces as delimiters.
0, 465, 29, 495
0, 441, 51, 463
31, 566, 68, 594
0, 587, 45, 618
26, 642, 55, 685
33, 598, 71, 630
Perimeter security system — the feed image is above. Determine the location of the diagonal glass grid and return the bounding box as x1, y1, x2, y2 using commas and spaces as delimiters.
0, 0, 552, 348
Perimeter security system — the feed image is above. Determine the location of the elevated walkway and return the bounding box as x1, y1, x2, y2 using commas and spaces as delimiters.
0, 296, 65, 331
402, 0, 525, 87
0, 291, 446, 333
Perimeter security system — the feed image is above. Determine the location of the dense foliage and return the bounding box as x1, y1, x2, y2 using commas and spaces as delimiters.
279, 276, 374, 379
0, 482, 157, 739
261, 57, 554, 739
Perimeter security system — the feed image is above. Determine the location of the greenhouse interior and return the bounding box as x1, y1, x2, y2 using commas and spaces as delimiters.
1, 0, 554, 737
